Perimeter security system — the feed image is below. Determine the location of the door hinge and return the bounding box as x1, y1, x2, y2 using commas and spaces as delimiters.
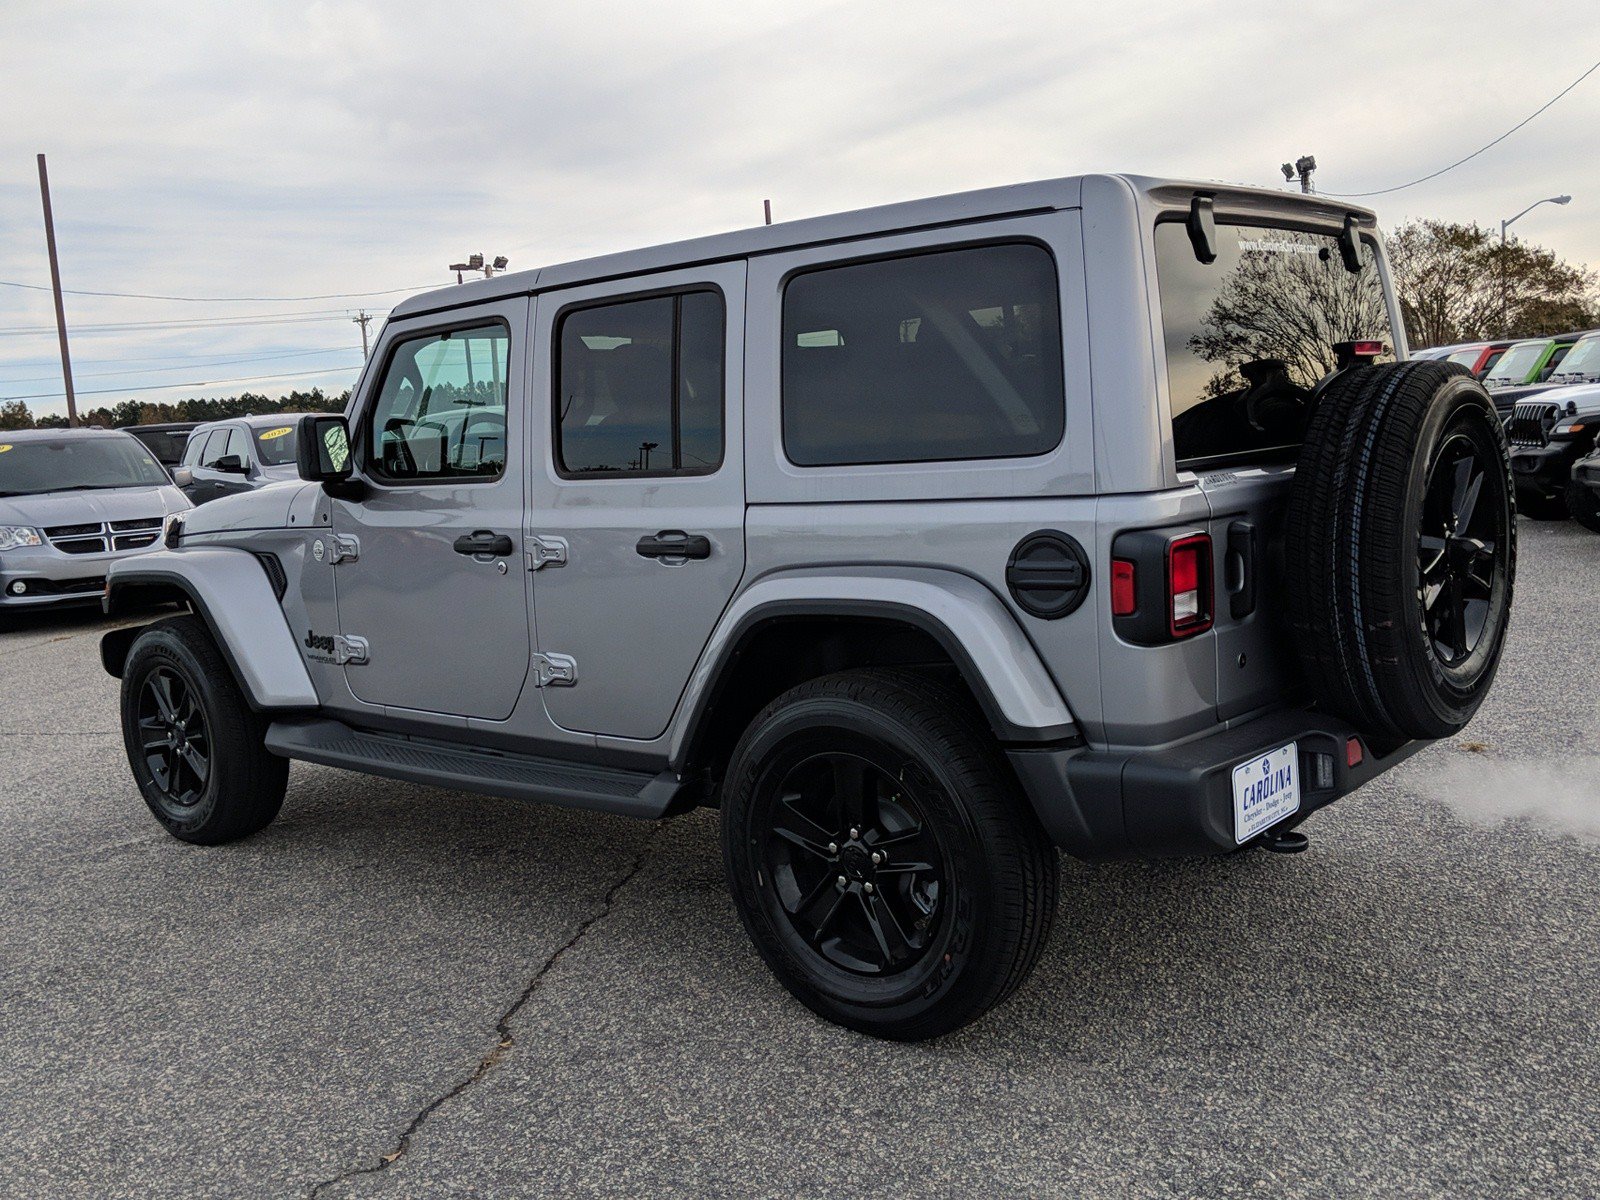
530, 651, 577, 687
333, 634, 369, 665
329, 534, 360, 564
526, 534, 568, 571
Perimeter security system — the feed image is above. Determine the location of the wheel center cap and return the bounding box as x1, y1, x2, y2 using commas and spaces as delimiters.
840, 844, 872, 880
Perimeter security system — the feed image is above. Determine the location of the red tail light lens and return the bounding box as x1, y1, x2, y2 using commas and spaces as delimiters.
1111, 559, 1136, 616
1166, 533, 1213, 638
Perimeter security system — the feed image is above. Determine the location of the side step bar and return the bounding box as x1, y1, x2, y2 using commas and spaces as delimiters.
264, 717, 685, 819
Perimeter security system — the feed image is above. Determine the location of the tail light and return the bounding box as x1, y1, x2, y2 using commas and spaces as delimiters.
1166, 534, 1213, 638
1109, 528, 1214, 645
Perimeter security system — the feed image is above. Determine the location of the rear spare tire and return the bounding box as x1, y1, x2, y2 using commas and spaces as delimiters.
1286, 360, 1515, 742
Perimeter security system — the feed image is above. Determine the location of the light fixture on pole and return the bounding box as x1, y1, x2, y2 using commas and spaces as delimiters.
1499, 194, 1571, 336
447, 253, 508, 283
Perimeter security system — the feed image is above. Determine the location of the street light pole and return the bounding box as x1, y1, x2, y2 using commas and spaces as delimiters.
1499, 194, 1572, 337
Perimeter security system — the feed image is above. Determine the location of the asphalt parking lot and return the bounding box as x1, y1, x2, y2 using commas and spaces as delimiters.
2, 519, 1597, 1199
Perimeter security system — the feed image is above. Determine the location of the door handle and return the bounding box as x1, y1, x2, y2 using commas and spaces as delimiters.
453, 530, 515, 557
636, 530, 712, 560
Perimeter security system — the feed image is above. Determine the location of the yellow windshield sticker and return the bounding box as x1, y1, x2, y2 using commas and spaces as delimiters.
258, 426, 294, 441
0, 444, 11, 453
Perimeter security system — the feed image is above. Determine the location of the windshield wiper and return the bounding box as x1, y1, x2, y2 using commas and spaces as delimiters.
25, 482, 158, 495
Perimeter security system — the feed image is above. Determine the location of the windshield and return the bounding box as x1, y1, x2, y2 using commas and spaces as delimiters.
1446, 348, 1483, 368
0, 436, 170, 497
253, 423, 301, 467
1156, 221, 1395, 465
1486, 341, 1548, 385
1553, 336, 1600, 380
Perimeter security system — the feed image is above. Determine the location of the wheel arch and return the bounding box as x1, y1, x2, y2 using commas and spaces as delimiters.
102, 548, 318, 712
669, 569, 1080, 779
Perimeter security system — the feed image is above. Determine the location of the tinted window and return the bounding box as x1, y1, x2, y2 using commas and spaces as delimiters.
368, 324, 510, 481
199, 430, 234, 467
556, 290, 725, 475
1155, 222, 1394, 465
221, 427, 250, 465
781, 243, 1063, 467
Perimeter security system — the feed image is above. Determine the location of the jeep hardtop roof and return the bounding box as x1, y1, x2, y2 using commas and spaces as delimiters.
390, 174, 1379, 321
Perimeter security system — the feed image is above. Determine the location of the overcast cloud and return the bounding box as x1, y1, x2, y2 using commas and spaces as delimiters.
2, 0, 1597, 419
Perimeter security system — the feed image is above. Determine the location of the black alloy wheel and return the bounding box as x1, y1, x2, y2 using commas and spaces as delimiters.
136, 665, 211, 812
759, 746, 948, 976
1417, 430, 1508, 669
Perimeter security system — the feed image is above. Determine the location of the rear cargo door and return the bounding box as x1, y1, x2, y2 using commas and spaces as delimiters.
1194, 465, 1302, 722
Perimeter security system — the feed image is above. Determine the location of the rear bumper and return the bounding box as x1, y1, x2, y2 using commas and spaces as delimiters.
1009, 708, 1427, 860
1510, 442, 1580, 495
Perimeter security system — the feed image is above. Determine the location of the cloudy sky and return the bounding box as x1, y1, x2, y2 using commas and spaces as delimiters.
3, 0, 1597, 421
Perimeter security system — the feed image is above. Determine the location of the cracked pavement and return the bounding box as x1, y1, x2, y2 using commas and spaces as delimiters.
2, 520, 1599, 1198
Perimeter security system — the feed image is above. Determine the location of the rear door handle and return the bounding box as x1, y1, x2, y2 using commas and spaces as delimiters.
453, 530, 515, 557
636, 530, 712, 560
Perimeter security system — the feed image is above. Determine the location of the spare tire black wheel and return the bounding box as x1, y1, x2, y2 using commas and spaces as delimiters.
1286, 360, 1515, 743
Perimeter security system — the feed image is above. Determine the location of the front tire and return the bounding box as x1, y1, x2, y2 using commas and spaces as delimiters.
119, 615, 288, 844
720, 669, 1058, 1041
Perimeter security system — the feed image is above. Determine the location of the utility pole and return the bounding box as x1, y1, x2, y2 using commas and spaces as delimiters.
36, 154, 78, 427
763, 199, 772, 226
352, 310, 372, 359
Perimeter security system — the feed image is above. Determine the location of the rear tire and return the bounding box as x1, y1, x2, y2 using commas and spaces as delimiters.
1287, 361, 1516, 742
720, 669, 1058, 1041
119, 615, 288, 844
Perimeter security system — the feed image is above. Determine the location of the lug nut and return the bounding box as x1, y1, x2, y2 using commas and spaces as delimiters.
863, 882, 875, 895
827, 842, 838, 855
871, 851, 883, 865
849, 827, 861, 840
837, 875, 848, 888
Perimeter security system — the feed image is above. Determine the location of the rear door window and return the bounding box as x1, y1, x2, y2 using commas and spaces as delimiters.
781, 243, 1064, 466
1155, 221, 1394, 467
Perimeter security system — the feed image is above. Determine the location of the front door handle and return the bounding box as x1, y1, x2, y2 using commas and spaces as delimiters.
636, 530, 712, 560
453, 530, 515, 557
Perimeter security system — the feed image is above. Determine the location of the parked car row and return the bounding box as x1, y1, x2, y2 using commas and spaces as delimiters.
0, 416, 332, 613
1413, 328, 1600, 413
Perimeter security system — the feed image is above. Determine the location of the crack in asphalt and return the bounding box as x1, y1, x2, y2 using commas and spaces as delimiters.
305, 821, 670, 1198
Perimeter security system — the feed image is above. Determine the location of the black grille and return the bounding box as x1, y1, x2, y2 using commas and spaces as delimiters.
110, 517, 163, 532
254, 552, 288, 600
42, 517, 166, 556
113, 532, 160, 551
10, 576, 105, 597
1507, 401, 1558, 447
44, 522, 100, 539
55, 537, 107, 555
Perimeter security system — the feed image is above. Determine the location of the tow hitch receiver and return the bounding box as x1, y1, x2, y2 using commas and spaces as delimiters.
1261, 829, 1310, 854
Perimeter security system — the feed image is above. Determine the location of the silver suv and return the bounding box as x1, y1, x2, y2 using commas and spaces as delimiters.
0, 428, 189, 611
173, 412, 338, 505
99, 176, 1516, 1039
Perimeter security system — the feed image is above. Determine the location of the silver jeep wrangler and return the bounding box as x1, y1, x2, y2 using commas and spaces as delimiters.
101, 175, 1516, 1040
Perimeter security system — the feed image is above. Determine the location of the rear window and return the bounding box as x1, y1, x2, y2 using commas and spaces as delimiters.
781, 243, 1064, 467
1155, 221, 1394, 466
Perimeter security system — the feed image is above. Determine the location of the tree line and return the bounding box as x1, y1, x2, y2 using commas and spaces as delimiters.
0, 388, 349, 432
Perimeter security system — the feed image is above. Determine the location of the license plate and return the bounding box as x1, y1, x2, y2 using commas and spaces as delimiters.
1232, 742, 1300, 843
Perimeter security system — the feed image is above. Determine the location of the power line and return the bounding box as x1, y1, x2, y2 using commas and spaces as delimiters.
0, 345, 362, 386
3, 364, 362, 403
0, 310, 382, 337
1322, 59, 1600, 198
0, 279, 434, 303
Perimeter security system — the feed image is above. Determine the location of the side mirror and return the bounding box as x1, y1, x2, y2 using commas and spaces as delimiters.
1187, 195, 1218, 264
214, 454, 248, 474
171, 466, 194, 488
297, 414, 354, 484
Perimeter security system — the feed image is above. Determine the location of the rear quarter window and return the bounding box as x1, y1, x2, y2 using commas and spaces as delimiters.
781, 242, 1064, 467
